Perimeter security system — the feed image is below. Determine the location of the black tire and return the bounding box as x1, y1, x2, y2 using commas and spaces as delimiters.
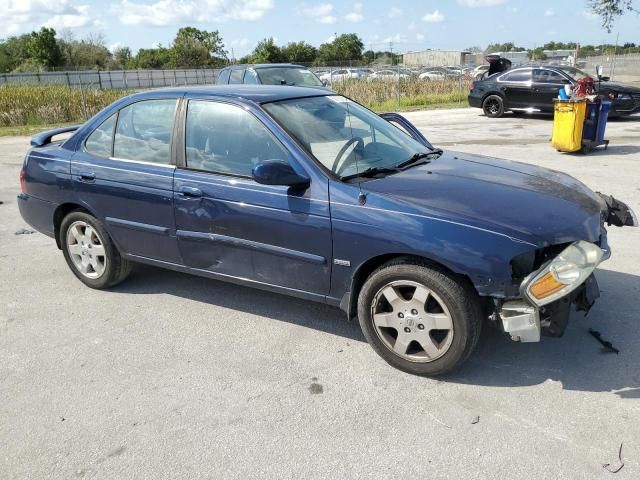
357, 260, 482, 376
482, 95, 505, 118
60, 211, 131, 289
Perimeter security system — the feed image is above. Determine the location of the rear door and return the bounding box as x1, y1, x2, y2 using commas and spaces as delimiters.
532, 68, 571, 111
497, 68, 533, 109
172, 97, 332, 296
71, 96, 182, 263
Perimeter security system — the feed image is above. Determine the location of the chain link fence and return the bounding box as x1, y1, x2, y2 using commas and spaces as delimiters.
0, 69, 220, 89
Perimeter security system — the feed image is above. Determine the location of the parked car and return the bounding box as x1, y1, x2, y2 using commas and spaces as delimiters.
216, 63, 326, 88
18, 86, 637, 375
368, 69, 411, 81
318, 68, 364, 84
419, 67, 457, 81
469, 65, 640, 117
472, 64, 489, 80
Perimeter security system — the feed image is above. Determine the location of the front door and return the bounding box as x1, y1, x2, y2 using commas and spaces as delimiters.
172, 98, 332, 296
532, 68, 571, 112
71, 97, 182, 263
498, 68, 533, 109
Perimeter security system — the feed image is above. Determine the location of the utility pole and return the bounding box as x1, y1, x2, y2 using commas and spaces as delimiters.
389, 41, 394, 65
231, 48, 235, 64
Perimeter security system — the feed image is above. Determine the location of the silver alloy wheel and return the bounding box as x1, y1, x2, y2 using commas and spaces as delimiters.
371, 280, 454, 363
66, 221, 107, 279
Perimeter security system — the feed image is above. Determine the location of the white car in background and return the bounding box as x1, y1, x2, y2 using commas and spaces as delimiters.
318, 68, 364, 84
367, 69, 411, 81
472, 65, 490, 80
418, 67, 455, 81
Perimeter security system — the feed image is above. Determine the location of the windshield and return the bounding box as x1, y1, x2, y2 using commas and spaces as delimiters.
256, 67, 323, 86
559, 66, 592, 81
263, 95, 430, 179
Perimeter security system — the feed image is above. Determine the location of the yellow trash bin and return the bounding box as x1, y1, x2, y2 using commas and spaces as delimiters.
551, 99, 586, 153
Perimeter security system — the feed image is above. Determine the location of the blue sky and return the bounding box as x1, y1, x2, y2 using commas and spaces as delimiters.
2, 0, 638, 56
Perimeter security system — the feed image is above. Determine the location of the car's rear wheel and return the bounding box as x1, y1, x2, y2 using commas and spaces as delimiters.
482, 95, 504, 118
60, 211, 131, 289
357, 260, 482, 376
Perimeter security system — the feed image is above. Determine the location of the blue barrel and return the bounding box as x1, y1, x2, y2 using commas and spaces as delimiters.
582, 101, 599, 141
596, 101, 611, 143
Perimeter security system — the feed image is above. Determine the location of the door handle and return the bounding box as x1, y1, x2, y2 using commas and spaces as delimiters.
178, 185, 203, 198
77, 170, 95, 181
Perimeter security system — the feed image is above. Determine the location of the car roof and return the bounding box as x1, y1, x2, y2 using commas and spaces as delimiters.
131, 85, 333, 104
223, 63, 307, 70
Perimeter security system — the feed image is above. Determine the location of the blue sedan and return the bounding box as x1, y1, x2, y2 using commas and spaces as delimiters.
17, 86, 637, 375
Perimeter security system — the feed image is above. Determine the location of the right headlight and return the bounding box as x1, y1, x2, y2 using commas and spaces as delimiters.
522, 241, 604, 307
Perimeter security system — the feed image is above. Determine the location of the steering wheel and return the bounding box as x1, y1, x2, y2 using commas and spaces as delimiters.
332, 137, 364, 175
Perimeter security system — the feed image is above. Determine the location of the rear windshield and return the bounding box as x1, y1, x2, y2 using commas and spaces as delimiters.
257, 67, 323, 87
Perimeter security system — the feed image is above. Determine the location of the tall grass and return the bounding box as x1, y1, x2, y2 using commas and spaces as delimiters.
332, 77, 469, 111
0, 78, 469, 128
0, 85, 132, 127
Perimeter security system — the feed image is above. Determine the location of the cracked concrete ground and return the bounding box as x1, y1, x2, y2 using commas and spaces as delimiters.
1, 108, 639, 479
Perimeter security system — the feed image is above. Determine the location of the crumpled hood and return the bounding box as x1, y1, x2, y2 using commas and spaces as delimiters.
363, 151, 603, 247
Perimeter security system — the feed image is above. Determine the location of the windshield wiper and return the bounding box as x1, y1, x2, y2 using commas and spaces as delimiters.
341, 166, 401, 182
395, 149, 443, 170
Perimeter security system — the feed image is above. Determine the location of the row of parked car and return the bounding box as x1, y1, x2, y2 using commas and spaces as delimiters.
312, 65, 488, 83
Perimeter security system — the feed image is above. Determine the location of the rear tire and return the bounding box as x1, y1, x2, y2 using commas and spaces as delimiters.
60, 211, 131, 289
357, 260, 483, 376
482, 95, 505, 118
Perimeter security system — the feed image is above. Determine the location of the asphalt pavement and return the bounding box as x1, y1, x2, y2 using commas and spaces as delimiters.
1, 108, 639, 479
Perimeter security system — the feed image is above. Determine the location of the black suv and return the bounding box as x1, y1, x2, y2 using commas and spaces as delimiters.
216, 63, 327, 88
468, 65, 640, 118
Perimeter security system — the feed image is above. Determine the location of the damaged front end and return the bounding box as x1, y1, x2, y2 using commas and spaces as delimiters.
495, 195, 636, 342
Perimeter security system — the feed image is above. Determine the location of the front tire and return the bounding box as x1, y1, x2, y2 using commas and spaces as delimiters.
357, 260, 482, 376
60, 211, 131, 289
482, 95, 505, 118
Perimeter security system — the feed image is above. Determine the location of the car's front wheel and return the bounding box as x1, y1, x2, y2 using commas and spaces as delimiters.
357, 260, 482, 376
60, 211, 131, 289
482, 95, 505, 118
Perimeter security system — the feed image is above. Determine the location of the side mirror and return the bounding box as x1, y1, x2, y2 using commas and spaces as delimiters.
596, 65, 604, 78
600, 76, 610, 82
322, 79, 329, 87
252, 160, 310, 189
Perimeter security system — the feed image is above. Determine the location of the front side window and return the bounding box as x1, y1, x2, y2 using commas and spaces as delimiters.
185, 100, 289, 177
217, 69, 230, 84
500, 70, 532, 82
113, 99, 177, 164
263, 96, 430, 179
85, 113, 116, 157
533, 69, 568, 84
256, 67, 323, 87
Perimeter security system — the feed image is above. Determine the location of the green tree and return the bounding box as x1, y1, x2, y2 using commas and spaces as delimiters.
0, 34, 31, 72
113, 46, 132, 69
485, 42, 526, 53
527, 47, 548, 60
60, 33, 112, 69
250, 37, 285, 63
133, 47, 173, 69
27, 27, 63, 69
588, 0, 636, 32
172, 27, 227, 67
281, 41, 317, 63
316, 33, 364, 64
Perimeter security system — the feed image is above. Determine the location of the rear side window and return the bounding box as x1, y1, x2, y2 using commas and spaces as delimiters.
85, 114, 116, 157
229, 69, 244, 84
500, 70, 531, 82
184, 100, 289, 176
113, 99, 177, 164
243, 69, 259, 84
217, 69, 230, 84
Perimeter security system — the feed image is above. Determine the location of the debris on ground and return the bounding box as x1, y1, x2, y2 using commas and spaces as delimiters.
14, 228, 35, 235
589, 329, 620, 354
471, 416, 480, 425
602, 443, 624, 473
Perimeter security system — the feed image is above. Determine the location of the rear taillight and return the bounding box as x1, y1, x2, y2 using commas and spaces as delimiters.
20, 166, 26, 193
